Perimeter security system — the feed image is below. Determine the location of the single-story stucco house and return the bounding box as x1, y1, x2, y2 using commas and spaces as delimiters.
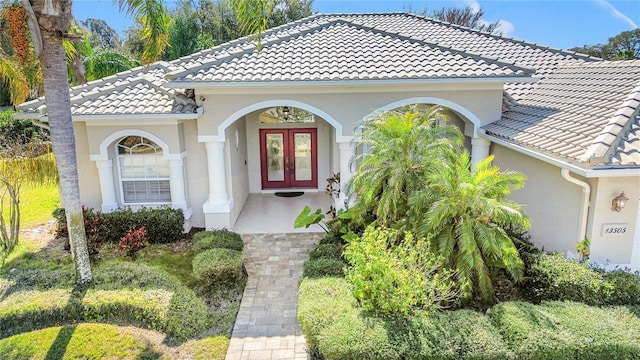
16, 13, 640, 268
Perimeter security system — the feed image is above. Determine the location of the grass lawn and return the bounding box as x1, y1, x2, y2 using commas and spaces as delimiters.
0, 184, 243, 359
18, 183, 59, 228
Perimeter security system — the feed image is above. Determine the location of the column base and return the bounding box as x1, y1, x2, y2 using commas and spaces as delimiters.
101, 203, 119, 213
203, 199, 234, 229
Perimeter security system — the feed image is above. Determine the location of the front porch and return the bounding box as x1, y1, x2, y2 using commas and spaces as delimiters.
231, 192, 332, 234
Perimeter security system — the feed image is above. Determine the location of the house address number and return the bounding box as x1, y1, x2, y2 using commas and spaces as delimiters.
601, 223, 629, 237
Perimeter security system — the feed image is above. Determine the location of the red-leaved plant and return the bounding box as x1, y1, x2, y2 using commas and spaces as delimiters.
119, 227, 148, 257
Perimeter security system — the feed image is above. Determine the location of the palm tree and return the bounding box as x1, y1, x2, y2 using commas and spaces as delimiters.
18, 0, 171, 284
409, 150, 529, 303
348, 106, 463, 226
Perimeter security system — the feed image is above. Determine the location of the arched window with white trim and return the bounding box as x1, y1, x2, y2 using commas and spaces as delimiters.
116, 136, 171, 203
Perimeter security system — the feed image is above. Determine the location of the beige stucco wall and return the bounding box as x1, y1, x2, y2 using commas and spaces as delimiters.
587, 177, 640, 264
75, 122, 102, 210
491, 144, 589, 255
225, 118, 250, 227
196, 84, 504, 138
182, 121, 208, 228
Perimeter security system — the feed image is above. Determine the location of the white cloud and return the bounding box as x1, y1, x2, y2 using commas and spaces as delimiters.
593, 0, 638, 29
465, 0, 515, 36
465, 0, 481, 14
497, 20, 515, 36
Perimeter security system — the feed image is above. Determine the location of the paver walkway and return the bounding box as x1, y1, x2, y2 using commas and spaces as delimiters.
226, 233, 322, 360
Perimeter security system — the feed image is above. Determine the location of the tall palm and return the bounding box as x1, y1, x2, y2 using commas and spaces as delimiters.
21, 0, 170, 284
410, 151, 529, 303
348, 106, 463, 226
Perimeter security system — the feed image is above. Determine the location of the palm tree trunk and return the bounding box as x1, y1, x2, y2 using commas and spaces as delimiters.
39, 30, 92, 284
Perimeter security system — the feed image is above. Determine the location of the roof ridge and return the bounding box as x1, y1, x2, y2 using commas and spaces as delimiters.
397, 12, 600, 62
341, 17, 536, 75
581, 84, 640, 164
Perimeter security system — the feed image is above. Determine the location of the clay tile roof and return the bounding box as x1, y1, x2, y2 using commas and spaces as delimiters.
483, 60, 640, 167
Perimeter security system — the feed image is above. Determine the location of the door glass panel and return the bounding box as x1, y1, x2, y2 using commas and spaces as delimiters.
294, 133, 312, 181
266, 134, 284, 181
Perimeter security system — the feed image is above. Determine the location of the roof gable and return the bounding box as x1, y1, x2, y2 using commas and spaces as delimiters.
168, 19, 533, 83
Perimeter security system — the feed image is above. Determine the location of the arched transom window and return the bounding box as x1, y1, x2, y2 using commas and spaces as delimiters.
116, 136, 170, 203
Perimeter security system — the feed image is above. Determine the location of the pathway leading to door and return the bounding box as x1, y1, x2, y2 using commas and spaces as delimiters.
225, 233, 322, 360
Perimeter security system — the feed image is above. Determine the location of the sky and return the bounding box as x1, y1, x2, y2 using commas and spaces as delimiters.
72, 0, 639, 50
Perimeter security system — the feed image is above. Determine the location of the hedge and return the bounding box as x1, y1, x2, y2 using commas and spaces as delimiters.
299, 278, 511, 359
489, 301, 640, 359
520, 252, 640, 306
192, 248, 245, 286
192, 230, 244, 254
299, 278, 640, 360
302, 258, 345, 278
0, 261, 214, 341
308, 243, 343, 261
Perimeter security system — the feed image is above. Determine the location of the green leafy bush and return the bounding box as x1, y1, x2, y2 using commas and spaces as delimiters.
297, 277, 357, 349
0, 261, 214, 341
102, 207, 184, 244
308, 243, 343, 261
192, 229, 243, 254
53, 207, 105, 255
303, 258, 344, 278
54, 206, 184, 246
192, 248, 245, 286
604, 269, 640, 305
520, 252, 612, 305
298, 277, 511, 360
489, 301, 640, 359
0, 110, 47, 149
343, 227, 456, 316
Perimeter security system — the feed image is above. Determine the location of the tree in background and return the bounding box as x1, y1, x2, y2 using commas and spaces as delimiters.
127, 0, 313, 61
431, 6, 501, 34
81, 18, 122, 50
570, 29, 639, 60
406, 5, 502, 34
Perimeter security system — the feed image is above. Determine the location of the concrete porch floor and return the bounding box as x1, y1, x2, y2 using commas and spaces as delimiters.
232, 192, 333, 234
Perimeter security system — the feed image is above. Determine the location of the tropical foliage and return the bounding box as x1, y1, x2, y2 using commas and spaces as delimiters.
348, 106, 462, 226
569, 29, 639, 60
409, 151, 529, 302
343, 106, 528, 305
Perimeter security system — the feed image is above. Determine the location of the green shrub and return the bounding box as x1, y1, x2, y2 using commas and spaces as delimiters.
0, 261, 214, 341
192, 229, 243, 253
489, 301, 640, 359
102, 207, 184, 244
298, 278, 511, 360
303, 258, 344, 278
298, 278, 357, 349
343, 227, 456, 316
604, 269, 640, 305
53, 206, 184, 247
318, 232, 344, 245
192, 248, 245, 286
53, 207, 106, 255
309, 243, 343, 261
520, 252, 612, 305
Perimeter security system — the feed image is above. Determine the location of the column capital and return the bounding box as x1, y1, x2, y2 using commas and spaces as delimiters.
94, 159, 113, 169
471, 136, 492, 146
205, 140, 226, 150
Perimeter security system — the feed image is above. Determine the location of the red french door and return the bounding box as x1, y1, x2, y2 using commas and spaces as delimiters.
260, 129, 317, 189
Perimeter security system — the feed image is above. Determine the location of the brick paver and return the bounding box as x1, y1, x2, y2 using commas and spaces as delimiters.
226, 233, 321, 360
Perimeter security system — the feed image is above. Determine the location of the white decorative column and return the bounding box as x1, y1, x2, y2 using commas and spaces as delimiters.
95, 160, 118, 213
631, 198, 640, 270
169, 158, 188, 211
471, 137, 491, 171
202, 140, 232, 215
337, 139, 356, 210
